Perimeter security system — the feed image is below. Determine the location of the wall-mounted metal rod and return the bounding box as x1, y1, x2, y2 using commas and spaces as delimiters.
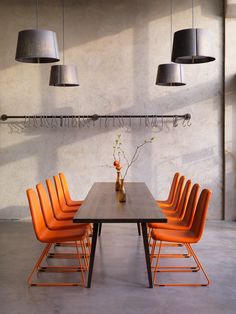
0, 113, 191, 121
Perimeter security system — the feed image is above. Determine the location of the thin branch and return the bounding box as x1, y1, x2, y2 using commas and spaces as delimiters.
123, 138, 154, 179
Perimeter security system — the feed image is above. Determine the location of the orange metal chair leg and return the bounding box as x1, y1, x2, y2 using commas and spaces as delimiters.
151, 241, 210, 286
27, 241, 87, 287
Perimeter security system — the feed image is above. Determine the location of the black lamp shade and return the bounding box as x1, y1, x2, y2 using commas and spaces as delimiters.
49, 65, 79, 87
15, 29, 60, 63
156, 63, 185, 86
171, 28, 215, 64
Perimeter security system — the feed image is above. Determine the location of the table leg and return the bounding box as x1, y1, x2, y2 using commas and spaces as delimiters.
87, 223, 99, 288
141, 222, 153, 288
137, 223, 141, 236
98, 223, 102, 236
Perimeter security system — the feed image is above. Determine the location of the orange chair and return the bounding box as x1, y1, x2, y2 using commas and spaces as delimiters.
59, 172, 83, 207
157, 172, 180, 208
163, 179, 192, 220
150, 189, 212, 286
58, 172, 104, 237
149, 179, 191, 229
149, 183, 199, 259
26, 188, 88, 287
161, 176, 186, 214
36, 183, 91, 264
37, 183, 89, 231
150, 183, 200, 231
46, 178, 75, 220
54, 175, 79, 212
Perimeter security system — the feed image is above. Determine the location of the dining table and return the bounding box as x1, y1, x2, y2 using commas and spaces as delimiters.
73, 182, 167, 288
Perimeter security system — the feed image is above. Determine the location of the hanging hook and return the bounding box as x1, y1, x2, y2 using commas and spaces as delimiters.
71, 117, 77, 127
104, 116, 109, 128
78, 116, 81, 128
173, 115, 178, 127
161, 116, 164, 130
24, 116, 30, 128
129, 116, 132, 128
145, 116, 150, 128
187, 114, 192, 126
33, 115, 39, 128
139, 116, 142, 127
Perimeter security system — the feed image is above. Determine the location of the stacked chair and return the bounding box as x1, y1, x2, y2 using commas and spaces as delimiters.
149, 172, 212, 286
26, 173, 91, 287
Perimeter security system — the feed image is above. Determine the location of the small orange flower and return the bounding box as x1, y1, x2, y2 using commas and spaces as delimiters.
113, 160, 120, 167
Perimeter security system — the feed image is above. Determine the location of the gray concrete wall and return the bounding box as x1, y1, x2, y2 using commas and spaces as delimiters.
0, 0, 223, 220
225, 0, 236, 220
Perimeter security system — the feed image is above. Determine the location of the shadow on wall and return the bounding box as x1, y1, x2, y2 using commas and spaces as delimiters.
0, 73, 219, 168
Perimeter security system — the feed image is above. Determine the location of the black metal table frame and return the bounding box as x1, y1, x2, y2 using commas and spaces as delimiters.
87, 222, 152, 288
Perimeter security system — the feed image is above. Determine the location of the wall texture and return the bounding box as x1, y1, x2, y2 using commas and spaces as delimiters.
0, 0, 223, 220
225, 0, 236, 220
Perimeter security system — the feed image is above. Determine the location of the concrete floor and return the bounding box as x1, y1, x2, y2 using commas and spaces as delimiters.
0, 221, 236, 314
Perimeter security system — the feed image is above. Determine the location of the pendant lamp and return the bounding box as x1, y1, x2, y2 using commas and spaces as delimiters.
156, 0, 185, 86
171, 0, 215, 64
49, 0, 79, 87
15, 0, 59, 63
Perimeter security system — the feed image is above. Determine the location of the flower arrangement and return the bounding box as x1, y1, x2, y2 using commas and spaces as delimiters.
112, 134, 155, 181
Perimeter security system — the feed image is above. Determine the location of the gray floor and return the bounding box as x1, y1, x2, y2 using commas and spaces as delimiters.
0, 221, 236, 314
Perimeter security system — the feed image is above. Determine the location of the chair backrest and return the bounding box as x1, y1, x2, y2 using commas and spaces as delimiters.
59, 172, 72, 205
175, 179, 192, 218
26, 188, 47, 242
54, 175, 67, 208
167, 172, 180, 204
190, 189, 212, 241
36, 183, 55, 228
182, 183, 200, 227
170, 175, 186, 211
46, 178, 64, 219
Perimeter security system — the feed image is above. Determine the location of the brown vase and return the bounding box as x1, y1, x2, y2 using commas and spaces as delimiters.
115, 171, 121, 191
118, 179, 126, 202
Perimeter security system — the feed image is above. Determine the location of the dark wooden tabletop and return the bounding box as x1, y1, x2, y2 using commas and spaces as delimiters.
73, 182, 167, 223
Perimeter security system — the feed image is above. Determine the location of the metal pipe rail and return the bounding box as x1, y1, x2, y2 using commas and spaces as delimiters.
0, 113, 191, 121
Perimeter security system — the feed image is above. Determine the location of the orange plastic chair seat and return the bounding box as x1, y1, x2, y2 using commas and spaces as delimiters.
38, 227, 87, 243
148, 221, 189, 231
47, 219, 90, 230
151, 229, 198, 243
55, 210, 74, 221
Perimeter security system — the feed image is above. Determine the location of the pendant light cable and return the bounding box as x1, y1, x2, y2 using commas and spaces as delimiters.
62, 0, 65, 64
35, 0, 39, 29
192, 0, 194, 29
170, 0, 173, 57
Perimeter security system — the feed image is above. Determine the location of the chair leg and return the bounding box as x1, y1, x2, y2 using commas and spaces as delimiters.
152, 242, 192, 259
153, 240, 162, 285
27, 243, 52, 286
27, 241, 87, 287
151, 241, 210, 287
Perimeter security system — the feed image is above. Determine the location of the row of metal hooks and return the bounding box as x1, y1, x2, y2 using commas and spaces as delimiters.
0, 113, 192, 132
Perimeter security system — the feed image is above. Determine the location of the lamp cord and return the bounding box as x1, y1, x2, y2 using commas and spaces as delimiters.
192, 0, 194, 28
36, 0, 39, 29
170, 0, 173, 56
62, 0, 65, 64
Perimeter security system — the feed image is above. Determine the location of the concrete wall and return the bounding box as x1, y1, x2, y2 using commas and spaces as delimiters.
225, 0, 236, 220
0, 0, 223, 220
